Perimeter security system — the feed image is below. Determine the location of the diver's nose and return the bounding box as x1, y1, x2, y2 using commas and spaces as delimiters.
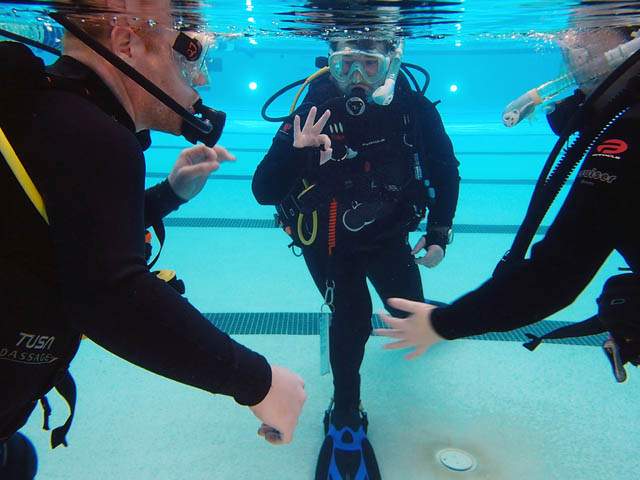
193, 71, 208, 87
351, 69, 364, 84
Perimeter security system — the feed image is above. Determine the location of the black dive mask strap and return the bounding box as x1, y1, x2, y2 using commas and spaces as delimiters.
181, 99, 226, 147
49, 12, 224, 145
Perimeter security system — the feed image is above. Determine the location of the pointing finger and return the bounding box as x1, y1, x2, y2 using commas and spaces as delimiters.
312, 109, 331, 135
212, 145, 236, 162
411, 237, 425, 255
303, 106, 318, 134
293, 115, 301, 136
317, 133, 332, 151
377, 311, 404, 330
405, 346, 427, 360
373, 327, 404, 339
381, 339, 412, 350
386, 297, 431, 314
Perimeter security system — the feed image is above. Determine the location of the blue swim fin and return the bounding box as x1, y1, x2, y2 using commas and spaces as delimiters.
315, 404, 381, 480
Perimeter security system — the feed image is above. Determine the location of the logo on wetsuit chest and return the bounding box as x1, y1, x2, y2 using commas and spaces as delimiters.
0, 332, 58, 365
592, 139, 628, 159
577, 168, 618, 184
596, 139, 628, 155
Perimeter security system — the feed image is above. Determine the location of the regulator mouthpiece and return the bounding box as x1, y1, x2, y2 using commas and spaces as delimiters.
181, 99, 226, 147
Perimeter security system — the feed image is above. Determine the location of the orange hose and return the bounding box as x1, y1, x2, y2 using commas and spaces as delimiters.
328, 198, 337, 256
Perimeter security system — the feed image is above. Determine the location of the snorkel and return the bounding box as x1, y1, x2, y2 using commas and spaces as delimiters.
49, 12, 226, 147
502, 30, 640, 127
372, 39, 404, 105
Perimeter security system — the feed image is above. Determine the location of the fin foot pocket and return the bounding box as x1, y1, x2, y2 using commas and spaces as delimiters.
315, 404, 381, 480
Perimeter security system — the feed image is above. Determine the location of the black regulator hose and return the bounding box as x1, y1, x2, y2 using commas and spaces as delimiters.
261, 77, 307, 122
261, 62, 432, 123
401, 62, 430, 94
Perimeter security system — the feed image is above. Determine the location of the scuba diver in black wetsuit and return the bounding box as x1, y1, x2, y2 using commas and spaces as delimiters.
375, 27, 640, 384
0, 2, 306, 478
252, 37, 460, 479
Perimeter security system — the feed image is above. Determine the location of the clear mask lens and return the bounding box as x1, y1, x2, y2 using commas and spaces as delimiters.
329, 49, 389, 85
172, 31, 215, 87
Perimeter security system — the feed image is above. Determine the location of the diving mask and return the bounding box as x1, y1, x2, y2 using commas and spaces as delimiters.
329, 39, 405, 106
172, 31, 215, 87
329, 48, 390, 85
169, 30, 228, 146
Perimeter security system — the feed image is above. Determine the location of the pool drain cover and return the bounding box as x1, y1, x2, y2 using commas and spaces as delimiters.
437, 448, 475, 471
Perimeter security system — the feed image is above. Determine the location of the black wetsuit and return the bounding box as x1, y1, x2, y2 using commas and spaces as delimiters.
0, 52, 271, 445
253, 75, 460, 410
431, 104, 639, 339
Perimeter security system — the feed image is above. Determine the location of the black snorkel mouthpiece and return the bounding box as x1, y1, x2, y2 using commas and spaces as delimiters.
181, 99, 226, 147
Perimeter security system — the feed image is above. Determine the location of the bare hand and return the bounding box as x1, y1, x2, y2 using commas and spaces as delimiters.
374, 298, 444, 359
168, 144, 236, 201
293, 106, 332, 165
411, 237, 444, 268
249, 365, 306, 445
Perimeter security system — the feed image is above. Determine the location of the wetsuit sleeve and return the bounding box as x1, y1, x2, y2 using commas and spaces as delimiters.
431, 118, 636, 339
43, 120, 271, 406
416, 96, 460, 229
252, 118, 318, 205
144, 179, 186, 228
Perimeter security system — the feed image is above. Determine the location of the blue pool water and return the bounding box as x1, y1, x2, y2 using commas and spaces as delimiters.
5, 7, 640, 480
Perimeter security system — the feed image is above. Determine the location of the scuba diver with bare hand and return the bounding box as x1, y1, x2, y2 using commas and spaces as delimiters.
253, 35, 460, 479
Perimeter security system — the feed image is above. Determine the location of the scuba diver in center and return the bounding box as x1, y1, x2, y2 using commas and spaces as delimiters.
253, 36, 460, 479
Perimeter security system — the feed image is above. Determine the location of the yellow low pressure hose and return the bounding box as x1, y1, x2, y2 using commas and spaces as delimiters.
0, 125, 49, 224
297, 181, 318, 246
290, 69, 329, 246
290, 67, 329, 115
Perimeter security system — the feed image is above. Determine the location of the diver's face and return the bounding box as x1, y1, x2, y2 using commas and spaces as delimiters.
330, 41, 389, 96
557, 28, 629, 94
123, 10, 204, 133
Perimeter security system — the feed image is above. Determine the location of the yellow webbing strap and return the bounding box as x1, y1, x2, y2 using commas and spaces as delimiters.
0, 126, 87, 339
0, 125, 49, 224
